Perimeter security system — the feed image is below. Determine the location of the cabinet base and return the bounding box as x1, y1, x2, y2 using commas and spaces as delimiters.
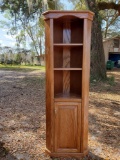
45, 149, 88, 159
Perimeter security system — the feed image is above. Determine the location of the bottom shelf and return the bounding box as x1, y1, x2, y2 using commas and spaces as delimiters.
54, 70, 82, 99
55, 93, 81, 98
54, 93, 81, 102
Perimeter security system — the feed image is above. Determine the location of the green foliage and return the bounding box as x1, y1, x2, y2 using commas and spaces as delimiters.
0, 0, 63, 58
107, 75, 115, 86
68, 0, 86, 10
0, 0, 43, 21
15, 53, 22, 64
0, 64, 45, 71
69, 0, 120, 38
100, 9, 120, 38
0, 0, 45, 57
90, 74, 115, 86
47, 0, 56, 10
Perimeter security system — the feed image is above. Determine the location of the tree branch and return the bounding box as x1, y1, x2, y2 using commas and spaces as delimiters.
98, 2, 120, 15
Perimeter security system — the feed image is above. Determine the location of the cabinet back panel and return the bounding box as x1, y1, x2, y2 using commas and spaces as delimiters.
70, 47, 83, 68
70, 71, 82, 96
54, 46, 83, 68
54, 18, 83, 43
54, 71, 82, 97
71, 20, 83, 43
63, 71, 70, 94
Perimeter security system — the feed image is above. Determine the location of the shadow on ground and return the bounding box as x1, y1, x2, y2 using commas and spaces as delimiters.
0, 142, 103, 160
51, 152, 104, 160
0, 141, 17, 160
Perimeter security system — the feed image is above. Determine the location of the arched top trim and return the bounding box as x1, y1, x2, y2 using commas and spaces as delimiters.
42, 10, 94, 21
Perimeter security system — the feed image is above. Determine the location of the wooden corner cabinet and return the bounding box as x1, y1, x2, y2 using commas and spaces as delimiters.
43, 10, 94, 159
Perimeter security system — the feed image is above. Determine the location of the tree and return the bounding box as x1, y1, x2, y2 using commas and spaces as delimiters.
30, 51, 35, 65
0, 46, 13, 64
84, 0, 106, 79
69, 0, 120, 38
15, 53, 22, 64
99, 0, 120, 38
69, 0, 120, 79
68, 0, 86, 10
0, 0, 62, 65
0, 1, 44, 61
27, 0, 63, 11
85, 0, 120, 79
101, 10, 118, 38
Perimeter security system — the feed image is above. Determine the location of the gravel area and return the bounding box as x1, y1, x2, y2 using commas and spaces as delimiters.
0, 69, 120, 160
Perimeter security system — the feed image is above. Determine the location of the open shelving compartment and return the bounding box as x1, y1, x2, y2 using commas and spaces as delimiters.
54, 16, 83, 44
54, 70, 82, 99
54, 16, 83, 99
54, 46, 83, 69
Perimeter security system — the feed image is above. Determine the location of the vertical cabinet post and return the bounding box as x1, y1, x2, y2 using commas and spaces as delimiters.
43, 11, 94, 159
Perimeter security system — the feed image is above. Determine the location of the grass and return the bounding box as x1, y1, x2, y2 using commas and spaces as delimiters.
107, 75, 115, 86
0, 64, 45, 71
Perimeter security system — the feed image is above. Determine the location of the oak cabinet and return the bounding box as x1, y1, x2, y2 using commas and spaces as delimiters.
43, 10, 94, 158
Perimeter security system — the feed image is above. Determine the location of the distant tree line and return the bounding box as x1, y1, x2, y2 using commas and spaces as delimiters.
0, 46, 41, 65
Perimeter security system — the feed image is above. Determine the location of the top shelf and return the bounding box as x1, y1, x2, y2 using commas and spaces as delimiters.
54, 43, 83, 46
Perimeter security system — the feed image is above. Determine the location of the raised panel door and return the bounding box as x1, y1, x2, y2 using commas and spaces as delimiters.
54, 102, 81, 153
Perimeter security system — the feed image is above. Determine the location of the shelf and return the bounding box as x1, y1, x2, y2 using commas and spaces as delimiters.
54, 93, 82, 101
54, 43, 83, 47
54, 68, 82, 70
55, 93, 81, 98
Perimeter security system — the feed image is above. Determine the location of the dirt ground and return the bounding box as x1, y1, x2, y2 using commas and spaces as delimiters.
0, 68, 120, 160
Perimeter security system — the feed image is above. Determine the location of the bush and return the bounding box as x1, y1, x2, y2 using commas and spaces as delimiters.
0, 60, 4, 64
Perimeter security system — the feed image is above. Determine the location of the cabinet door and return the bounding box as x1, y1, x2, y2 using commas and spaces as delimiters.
55, 102, 81, 153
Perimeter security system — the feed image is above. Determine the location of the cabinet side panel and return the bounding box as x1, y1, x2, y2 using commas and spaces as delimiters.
45, 19, 54, 151
81, 19, 92, 152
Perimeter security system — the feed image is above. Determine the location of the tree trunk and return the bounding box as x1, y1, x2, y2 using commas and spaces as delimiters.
86, 0, 106, 79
